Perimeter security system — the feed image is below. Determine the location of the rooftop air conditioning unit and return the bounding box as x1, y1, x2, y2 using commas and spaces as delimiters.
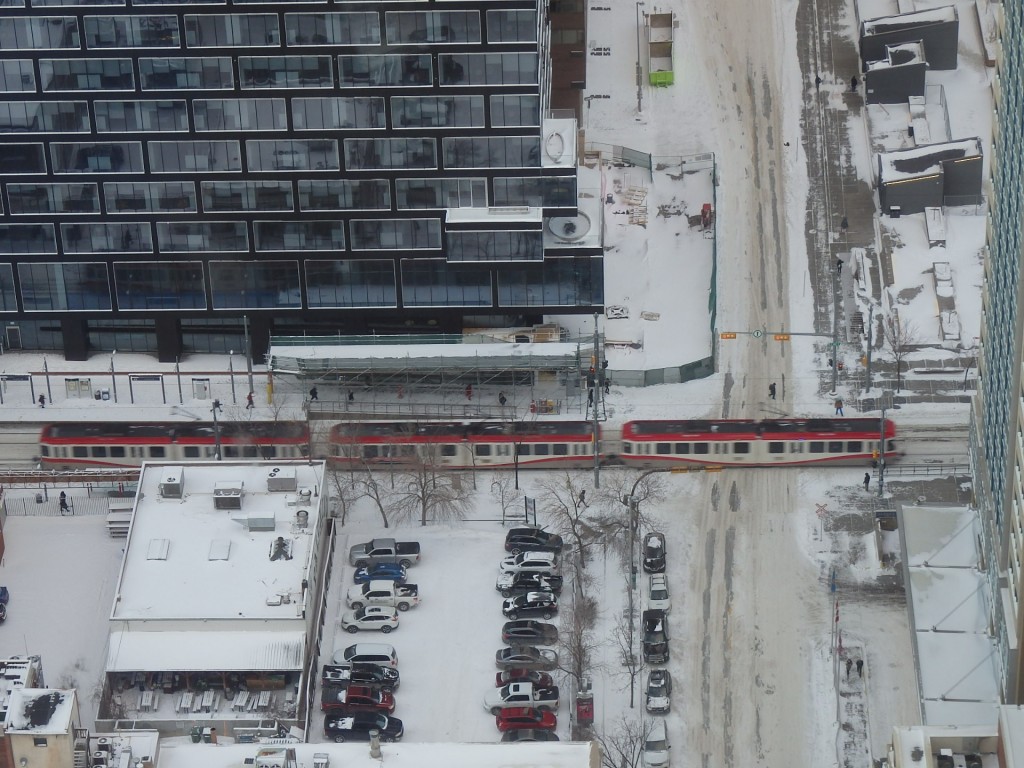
267, 467, 297, 493
214, 480, 244, 510
159, 468, 184, 498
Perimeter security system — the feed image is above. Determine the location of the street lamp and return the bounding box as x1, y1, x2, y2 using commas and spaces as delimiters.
110, 350, 118, 403
228, 350, 237, 404
635, 2, 645, 113
211, 399, 223, 460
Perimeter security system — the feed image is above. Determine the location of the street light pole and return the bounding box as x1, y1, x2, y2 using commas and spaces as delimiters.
831, 260, 840, 395
592, 313, 601, 489
110, 350, 118, 403
865, 305, 874, 393
228, 350, 237, 404
212, 399, 223, 460
635, 2, 644, 114
243, 315, 255, 395
877, 407, 886, 497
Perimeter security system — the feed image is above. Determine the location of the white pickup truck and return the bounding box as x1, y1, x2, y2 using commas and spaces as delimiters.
346, 580, 420, 611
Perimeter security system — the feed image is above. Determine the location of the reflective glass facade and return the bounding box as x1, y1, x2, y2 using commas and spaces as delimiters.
972, 0, 1024, 702
0, 0, 600, 359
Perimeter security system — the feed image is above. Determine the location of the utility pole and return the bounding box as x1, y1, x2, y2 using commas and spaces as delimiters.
243, 315, 255, 396
635, 2, 644, 114
592, 313, 601, 489
877, 407, 886, 497
212, 398, 223, 460
865, 305, 874, 392
831, 258, 840, 395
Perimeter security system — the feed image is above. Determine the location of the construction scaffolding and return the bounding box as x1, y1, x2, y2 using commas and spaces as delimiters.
267, 331, 596, 413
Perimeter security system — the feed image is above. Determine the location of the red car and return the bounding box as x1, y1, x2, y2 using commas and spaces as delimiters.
495, 669, 554, 688
321, 684, 396, 714
496, 706, 557, 732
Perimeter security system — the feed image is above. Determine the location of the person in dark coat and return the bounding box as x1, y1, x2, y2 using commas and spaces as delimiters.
845, 658, 853, 679
59, 491, 69, 514
863, 472, 871, 491
309, 386, 318, 400
850, 75, 859, 91
768, 382, 777, 400
38, 393, 46, 408
498, 391, 507, 407
245, 392, 254, 409
856, 659, 864, 677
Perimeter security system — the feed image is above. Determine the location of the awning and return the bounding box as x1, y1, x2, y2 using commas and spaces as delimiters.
106, 630, 306, 672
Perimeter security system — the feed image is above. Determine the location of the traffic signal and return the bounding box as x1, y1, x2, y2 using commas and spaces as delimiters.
774, 334, 791, 342
720, 332, 737, 340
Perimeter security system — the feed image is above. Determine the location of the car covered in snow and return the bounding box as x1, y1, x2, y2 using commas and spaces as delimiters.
322, 663, 400, 692
645, 669, 672, 713
642, 609, 669, 663
324, 712, 404, 743
501, 592, 558, 620
353, 563, 408, 584
496, 571, 563, 597
642, 532, 667, 573
495, 669, 554, 688
346, 580, 419, 611
499, 551, 559, 575
647, 573, 671, 612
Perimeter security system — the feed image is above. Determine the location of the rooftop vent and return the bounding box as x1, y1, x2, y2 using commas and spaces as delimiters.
146, 538, 169, 561
159, 468, 184, 499
295, 509, 309, 529
267, 467, 297, 493
246, 510, 276, 532
208, 539, 231, 561
214, 481, 244, 510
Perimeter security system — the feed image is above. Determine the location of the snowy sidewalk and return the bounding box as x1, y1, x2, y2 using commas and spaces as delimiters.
836, 640, 872, 768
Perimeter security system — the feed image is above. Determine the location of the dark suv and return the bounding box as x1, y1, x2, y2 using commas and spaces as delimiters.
324, 712, 404, 743
505, 528, 564, 554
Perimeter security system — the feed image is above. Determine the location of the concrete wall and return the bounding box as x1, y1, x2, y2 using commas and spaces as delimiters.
879, 173, 944, 216
942, 154, 983, 202
860, 19, 959, 70
865, 64, 927, 104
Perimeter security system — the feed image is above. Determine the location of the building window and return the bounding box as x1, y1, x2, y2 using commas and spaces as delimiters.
34, 738, 49, 747
139, 58, 234, 90
489, 95, 539, 127
293, 97, 385, 130
114, 261, 206, 310
442, 136, 539, 168
0, 225, 58, 254
209, 261, 302, 309
50, 141, 145, 173
94, 100, 187, 132
338, 54, 432, 87
148, 140, 241, 173
0, 60, 36, 92
40, 58, 134, 91
246, 139, 339, 172
184, 14, 279, 47
400, 258, 491, 307
104, 182, 197, 214
0, 101, 90, 133
254, 220, 345, 251
305, 259, 396, 308
385, 11, 481, 44
395, 177, 486, 209
349, 218, 441, 250
195, 99, 288, 131
446, 230, 542, 261
297, 179, 391, 211
486, 10, 536, 42
84, 16, 180, 48
285, 12, 380, 45
8, 184, 98, 214
239, 56, 333, 89
0, 18, 81, 49
18, 262, 112, 311
0, 143, 46, 174
438, 53, 537, 85
344, 138, 436, 170
391, 95, 484, 128
61, 222, 153, 253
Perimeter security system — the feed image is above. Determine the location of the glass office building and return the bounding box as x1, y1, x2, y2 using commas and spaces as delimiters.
0, 0, 600, 360
971, 0, 1024, 702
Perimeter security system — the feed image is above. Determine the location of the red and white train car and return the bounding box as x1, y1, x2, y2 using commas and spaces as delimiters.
618, 418, 898, 468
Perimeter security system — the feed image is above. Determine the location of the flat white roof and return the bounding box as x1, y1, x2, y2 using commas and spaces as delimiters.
106, 629, 306, 672
4, 688, 76, 734
112, 461, 326, 621
878, 138, 982, 183
863, 5, 957, 35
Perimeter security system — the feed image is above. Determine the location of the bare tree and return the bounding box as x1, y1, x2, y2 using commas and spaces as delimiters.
558, 593, 600, 690
611, 604, 642, 708
882, 315, 920, 393
596, 715, 653, 768
538, 472, 594, 565
327, 469, 362, 526
490, 472, 524, 524
359, 470, 394, 528
590, 469, 667, 566
392, 447, 473, 526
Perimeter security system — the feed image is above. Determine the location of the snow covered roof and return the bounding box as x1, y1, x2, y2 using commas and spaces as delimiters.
0, 657, 43, 724
3, 688, 75, 734
111, 461, 326, 621
865, 41, 927, 71
106, 630, 306, 672
877, 138, 982, 183
900, 504, 1001, 726
862, 6, 957, 36
154, 739, 598, 768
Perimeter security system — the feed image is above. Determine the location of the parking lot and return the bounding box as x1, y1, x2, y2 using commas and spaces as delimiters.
319, 525, 567, 743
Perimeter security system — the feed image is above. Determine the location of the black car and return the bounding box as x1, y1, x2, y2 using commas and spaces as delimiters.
322, 663, 401, 692
505, 528, 564, 555
502, 619, 559, 645
642, 609, 670, 664
502, 591, 558, 620
324, 712, 404, 743
642, 531, 667, 573
502, 728, 561, 743
497, 571, 564, 598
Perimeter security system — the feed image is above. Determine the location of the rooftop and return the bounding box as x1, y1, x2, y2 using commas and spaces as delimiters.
111, 461, 326, 622
877, 138, 982, 184
4, 688, 76, 735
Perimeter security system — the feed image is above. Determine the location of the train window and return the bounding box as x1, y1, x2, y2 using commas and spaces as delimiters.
693, 443, 709, 455
828, 441, 843, 453
516, 444, 530, 456
768, 442, 784, 454
110, 446, 125, 457
441, 444, 457, 456
73, 446, 88, 457
808, 442, 824, 453
674, 444, 689, 454
848, 441, 862, 452
622, 443, 632, 454
656, 443, 671, 455
496, 445, 510, 456
243, 446, 259, 458
184, 446, 200, 458
734, 442, 750, 454
789, 443, 803, 453
475, 445, 491, 456
362, 446, 378, 459
40, 446, 49, 456
534, 444, 549, 455
553, 444, 568, 455
150, 446, 166, 458
91, 446, 108, 457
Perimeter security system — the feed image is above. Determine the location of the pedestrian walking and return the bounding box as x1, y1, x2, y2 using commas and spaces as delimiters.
465, 383, 473, 401
348, 390, 354, 402
59, 491, 69, 514
850, 75, 859, 92
604, 378, 611, 395
578, 490, 587, 507
814, 74, 822, 89
768, 382, 777, 400
498, 391, 507, 407
840, 216, 849, 235
397, 385, 405, 399
863, 472, 871, 491
309, 386, 318, 401
587, 388, 594, 406
245, 391, 254, 409
856, 659, 864, 677
834, 398, 844, 416
38, 393, 46, 408
845, 658, 853, 679
836, 258, 843, 275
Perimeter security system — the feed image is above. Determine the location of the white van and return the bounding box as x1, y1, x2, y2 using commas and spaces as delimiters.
333, 642, 398, 668
642, 718, 671, 768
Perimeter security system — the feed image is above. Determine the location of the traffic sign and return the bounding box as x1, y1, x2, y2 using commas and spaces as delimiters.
751, 330, 764, 338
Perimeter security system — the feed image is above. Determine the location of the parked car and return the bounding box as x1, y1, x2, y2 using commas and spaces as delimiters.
348, 538, 420, 569
645, 669, 672, 713
353, 563, 407, 584
341, 606, 399, 634
495, 646, 558, 671
642, 609, 670, 664
647, 573, 671, 612
642, 532, 667, 573
502, 620, 558, 645
333, 643, 399, 668
496, 706, 558, 732
496, 571, 563, 598
483, 682, 559, 715
495, 669, 554, 688
499, 551, 559, 575
504, 528, 564, 555
501, 729, 560, 743
642, 718, 671, 768
322, 663, 400, 692
324, 712, 404, 743
346, 580, 419, 611
0, 586, 8, 604
321, 684, 395, 714
502, 592, 557, 620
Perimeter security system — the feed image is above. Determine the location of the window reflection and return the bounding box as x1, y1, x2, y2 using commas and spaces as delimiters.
392, 96, 484, 128
442, 136, 539, 168
202, 181, 293, 212
0, 60, 35, 92
61, 222, 152, 253
293, 97, 385, 130
50, 142, 145, 173
156, 221, 248, 252
438, 53, 537, 85
140, 57, 233, 90
94, 100, 187, 132
40, 58, 134, 91
114, 261, 206, 310
0, 225, 57, 254
344, 138, 435, 170
395, 177, 486, 209
209, 260, 301, 309
84, 15, 179, 48
104, 182, 197, 213
0, 101, 90, 133
497, 257, 604, 306
489, 95, 540, 127
338, 55, 431, 87
246, 139, 339, 172
240, 56, 332, 88
486, 10, 536, 42
447, 230, 542, 261
19, 262, 112, 310
306, 259, 396, 308
385, 11, 481, 44
254, 220, 344, 251
297, 179, 390, 211
285, 13, 380, 45
0, 264, 17, 312
0, 17, 80, 49
195, 99, 287, 131
9, 183, 99, 214
493, 175, 577, 207
149, 140, 242, 172
0, 144, 46, 174
401, 258, 490, 307
349, 219, 440, 250
184, 14, 279, 47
